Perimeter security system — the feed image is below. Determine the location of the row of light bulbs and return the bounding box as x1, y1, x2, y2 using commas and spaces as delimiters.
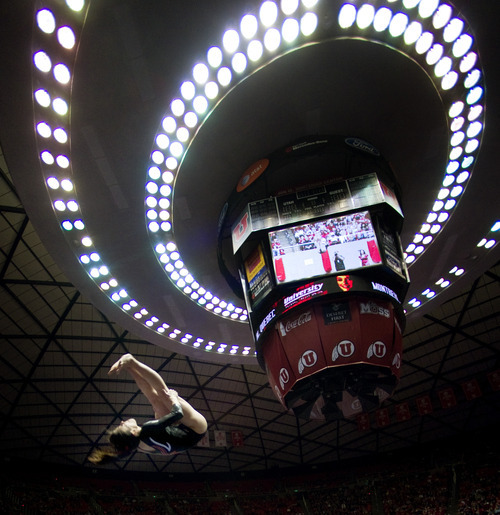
32, 1, 254, 356
407, 220, 499, 312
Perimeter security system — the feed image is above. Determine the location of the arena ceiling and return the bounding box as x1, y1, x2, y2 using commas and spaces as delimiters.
0, 0, 499, 477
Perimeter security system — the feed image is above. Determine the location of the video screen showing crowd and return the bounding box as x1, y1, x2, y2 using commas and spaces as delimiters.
269, 211, 381, 284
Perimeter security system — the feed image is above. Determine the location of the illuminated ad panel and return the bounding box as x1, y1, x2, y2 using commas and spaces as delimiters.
253, 273, 406, 343
243, 244, 273, 306
268, 210, 381, 285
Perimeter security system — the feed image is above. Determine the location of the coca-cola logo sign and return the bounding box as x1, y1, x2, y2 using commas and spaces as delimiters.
279, 310, 312, 336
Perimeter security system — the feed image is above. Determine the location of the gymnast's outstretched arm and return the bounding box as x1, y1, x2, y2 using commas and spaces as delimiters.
109, 354, 177, 417
108, 354, 208, 434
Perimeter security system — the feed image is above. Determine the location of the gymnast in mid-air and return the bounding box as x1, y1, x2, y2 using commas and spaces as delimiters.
89, 353, 208, 464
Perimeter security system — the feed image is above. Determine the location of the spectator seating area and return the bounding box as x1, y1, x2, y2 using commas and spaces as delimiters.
1, 437, 499, 514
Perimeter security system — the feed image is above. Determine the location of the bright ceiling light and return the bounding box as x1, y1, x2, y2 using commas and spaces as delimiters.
356, 4, 375, 30
448, 100, 465, 118
240, 14, 258, 39
193, 63, 209, 84
223, 29, 240, 53
443, 18, 463, 43
456, 171, 469, 184
162, 172, 174, 186
52, 97, 68, 115
193, 95, 208, 114
434, 56, 452, 77
36, 122, 51, 138
264, 27, 281, 51
281, 0, 299, 15
148, 221, 159, 233
418, 0, 439, 19
166, 156, 177, 170
389, 12, 408, 37
404, 21, 422, 44
449, 147, 462, 160
56, 155, 70, 168
466, 86, 483, 105
151, 150, 164, 164
217, 67, 232, 86
176, 127, 189, 142
34, 50, 52, 72
36, 9, 56, 33
57, 26, 76, 49
426, 43, 443, 65
35, 89, 51, 107
41, 150, 54, 165
162, 116, 176, 133
432, 4, 452, 29
260, 1, 279, 27
171, 99, 185, 116
468, 105, 483, 121
247, 40, 264, 61
450, 185, 463, 197
450, 131, 464, 146
170, 141, 184, 157
204, 82, 219, 100
232, 52, 248, 73
464, 69, 481, 89
373, 7, 392, 32
441, 71, 458, 90
155, 134, 169, 149
53, 63, 71, 84
46, 177, 59, 189
282, 18, 300, 42
452, 33, 473, 58
184, 111, 198, 127
442, 175, 454, 187
446, 161, 459, 174
467, 121, 482, 138
462, 156, 474, 170
415, 31, 433, 54
300, 12, 318, 36
402, 0, 420, 8
450, 117, 464, 132
148, 166, 161, 180
53, 127, 68, 143
180, 81, 195, 100
207, 46, 223, 68
66, 0, 85, 11
460, 52, 477, 73
339, 4, 357, 29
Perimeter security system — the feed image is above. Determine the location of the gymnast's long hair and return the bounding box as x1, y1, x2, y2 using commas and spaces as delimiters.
88, 426, 141, 465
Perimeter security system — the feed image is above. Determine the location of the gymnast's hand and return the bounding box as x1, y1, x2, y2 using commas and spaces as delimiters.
108, 353, 134, 375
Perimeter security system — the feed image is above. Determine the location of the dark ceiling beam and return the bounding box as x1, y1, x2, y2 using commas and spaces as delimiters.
0, 214, 29, 280
241, 365, 269, 469
0, 205, 25, 214
429, 277, 482, 395
2, 278, 74, 287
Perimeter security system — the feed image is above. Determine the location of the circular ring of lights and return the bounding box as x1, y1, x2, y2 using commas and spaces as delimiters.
145, 0, 485, 318
31, 0, 485, 358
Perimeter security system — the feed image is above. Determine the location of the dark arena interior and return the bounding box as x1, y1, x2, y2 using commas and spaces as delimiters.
0, 0, 499, 513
